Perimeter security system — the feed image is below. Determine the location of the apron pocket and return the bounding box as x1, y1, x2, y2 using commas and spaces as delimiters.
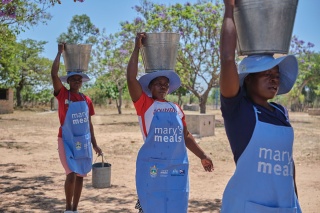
144, 158, 188, 191
245, 201, 297, 213
166, 161, 188, 190
72, 134, 91, 159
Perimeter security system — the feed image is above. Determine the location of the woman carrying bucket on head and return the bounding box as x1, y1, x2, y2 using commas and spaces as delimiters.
51, 43, 103, 213
127, 32, 214, 213
219, 0, 302, 212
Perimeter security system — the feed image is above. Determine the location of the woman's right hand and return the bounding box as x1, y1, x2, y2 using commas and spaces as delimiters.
134, 32, 146, 50
58, 43, 65, 54
224, 0, 235, 6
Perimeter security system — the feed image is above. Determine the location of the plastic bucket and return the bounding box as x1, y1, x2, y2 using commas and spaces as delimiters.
92, 156, 111, 188
62, 44, 92, 72
141, 32, 180, 73
234, 0, 299, 56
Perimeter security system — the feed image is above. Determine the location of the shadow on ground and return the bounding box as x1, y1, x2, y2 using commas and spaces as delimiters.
0, 163, 138, 212
0, 167, 61, 212
189, 198, 221, 212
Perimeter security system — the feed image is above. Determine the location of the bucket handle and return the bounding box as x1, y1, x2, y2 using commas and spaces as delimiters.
94, 153, 106, 167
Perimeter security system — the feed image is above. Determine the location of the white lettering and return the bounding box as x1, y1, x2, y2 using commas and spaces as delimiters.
153, 126, 183, 143
257, 162, 272, 174
283, 165, 289, 176
274, 164, 282, 175
155, 135, 162, 142
259, 148, 272, 160
71, 111, 89, 125
257, 147, 294, 177
155, 128, 162, 134
274, 150, 281, 161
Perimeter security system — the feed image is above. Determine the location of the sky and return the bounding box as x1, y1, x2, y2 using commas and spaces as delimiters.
18, 0, 320, 60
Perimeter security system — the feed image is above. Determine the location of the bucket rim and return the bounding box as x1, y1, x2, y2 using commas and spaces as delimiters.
92, 162, 111, 168
64, 43, 93, 46
146, 32, 180, 35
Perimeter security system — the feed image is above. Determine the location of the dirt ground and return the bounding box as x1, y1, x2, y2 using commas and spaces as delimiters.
0, 107, 319, 213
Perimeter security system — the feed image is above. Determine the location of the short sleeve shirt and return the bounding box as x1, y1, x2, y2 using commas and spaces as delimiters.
133, 92, 187, 142
55, 86, 95, 137
220, 87, 291, 163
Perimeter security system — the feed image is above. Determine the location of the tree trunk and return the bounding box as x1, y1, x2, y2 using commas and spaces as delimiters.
16, 85, 23, 107
199, 98, 206, 114
178, 93, 182, 106
116, 88, 122, 114
199, 91, 209, 114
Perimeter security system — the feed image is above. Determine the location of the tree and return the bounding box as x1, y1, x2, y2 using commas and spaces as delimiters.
120, 0, 224, 113
287, 36, 320, 109
0, 0, 64, 108
57, 14, 99, 45
93, 31, 134, 114
0, 0, 61, 34
0, 25, 17, 87
11, 39, 51, 107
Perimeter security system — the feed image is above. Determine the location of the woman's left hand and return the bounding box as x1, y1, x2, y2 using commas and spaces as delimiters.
201, 155, 214, 172
93, 145, 103, 156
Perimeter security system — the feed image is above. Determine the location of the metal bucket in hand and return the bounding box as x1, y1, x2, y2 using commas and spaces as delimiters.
62, 44, 92, 72
141, 32, 180, 73
92, 155, 111, 188
234, 0, 299, 56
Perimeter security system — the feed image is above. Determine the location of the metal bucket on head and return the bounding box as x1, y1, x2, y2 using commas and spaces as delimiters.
62, 44, 92, 72
92, 155, 111, 188
234, 0, 299, 56
141, 32, 180, 73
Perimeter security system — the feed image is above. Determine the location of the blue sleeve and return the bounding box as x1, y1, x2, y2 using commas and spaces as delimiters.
220, 88, 256, 164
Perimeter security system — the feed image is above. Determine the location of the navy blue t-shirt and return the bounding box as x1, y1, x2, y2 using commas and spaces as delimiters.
220, 87, 291, 164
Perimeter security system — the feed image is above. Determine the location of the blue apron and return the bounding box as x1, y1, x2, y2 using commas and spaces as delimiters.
136, 104, 189, 213
61, 92, 93, 176
221, 104, 302, 213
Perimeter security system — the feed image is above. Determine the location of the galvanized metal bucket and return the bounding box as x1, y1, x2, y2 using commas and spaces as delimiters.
92, 155, 111, 188
234, 0, 299, 56
62, 44, 92, 72
141, 32, 180, 73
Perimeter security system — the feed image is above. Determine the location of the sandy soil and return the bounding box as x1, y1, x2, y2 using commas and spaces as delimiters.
0, 107, 319, 213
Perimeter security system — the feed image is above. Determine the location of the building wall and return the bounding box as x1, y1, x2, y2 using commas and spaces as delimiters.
185, 114, 215, 137
0, 88, 14, 114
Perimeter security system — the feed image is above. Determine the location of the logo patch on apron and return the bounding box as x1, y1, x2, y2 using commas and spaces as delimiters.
171, 169, 185, 176
160, 169, 168, 177
75, 141, 81, 150
150, 165, 158, 178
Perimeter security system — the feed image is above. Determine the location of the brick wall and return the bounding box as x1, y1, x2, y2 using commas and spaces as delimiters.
0, 88, 14, 114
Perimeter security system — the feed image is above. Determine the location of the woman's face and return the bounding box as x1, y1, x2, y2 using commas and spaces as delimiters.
245, 65, 280, 101
148, 76, 170, 100
67, 75, 83, 92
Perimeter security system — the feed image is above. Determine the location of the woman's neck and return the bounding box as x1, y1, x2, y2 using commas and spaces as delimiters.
69, 88, 80, 94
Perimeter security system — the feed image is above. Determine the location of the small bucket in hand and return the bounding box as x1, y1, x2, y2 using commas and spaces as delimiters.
92, 155, 111, 188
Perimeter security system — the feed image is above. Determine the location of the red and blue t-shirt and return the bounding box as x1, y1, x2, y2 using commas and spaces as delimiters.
55, 86, 95, 137
133, 92, 187, 142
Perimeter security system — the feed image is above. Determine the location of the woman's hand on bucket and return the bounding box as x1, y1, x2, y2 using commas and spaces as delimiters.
135, 32, 146, 49
93, 144, 103, 156
224, 0, 235, 7
58, 42, 65, 54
